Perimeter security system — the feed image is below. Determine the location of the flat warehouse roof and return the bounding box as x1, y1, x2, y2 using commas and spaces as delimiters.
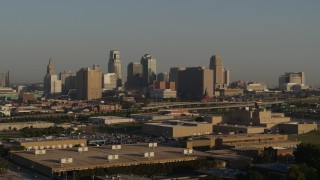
11, 144, 210, 176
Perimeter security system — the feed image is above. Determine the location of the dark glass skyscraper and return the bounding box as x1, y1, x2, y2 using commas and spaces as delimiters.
140, 54, 156, 86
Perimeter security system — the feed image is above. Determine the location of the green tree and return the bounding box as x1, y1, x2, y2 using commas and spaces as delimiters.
294, 143, 320, 174
202, 175, 223, 180
0, 157, 10, 174
286, 163, 318, 180
286, 165, 305, 180
237, 171, 263, 180
256, 153, 273, 164
299, 163, 318, 180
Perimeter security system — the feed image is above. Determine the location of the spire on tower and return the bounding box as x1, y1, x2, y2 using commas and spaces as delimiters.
46, 58, 55, 75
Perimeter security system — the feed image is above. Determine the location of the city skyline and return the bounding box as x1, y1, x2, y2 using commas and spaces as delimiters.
0, 1, 319, 86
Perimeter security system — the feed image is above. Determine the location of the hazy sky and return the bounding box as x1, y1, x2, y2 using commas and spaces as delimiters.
0, 1, 319, 86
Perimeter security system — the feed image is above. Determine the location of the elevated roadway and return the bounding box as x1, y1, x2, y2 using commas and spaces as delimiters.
143, 101, 284, 111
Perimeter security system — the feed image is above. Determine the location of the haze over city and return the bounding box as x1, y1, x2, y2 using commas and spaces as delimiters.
1, 1, 319, 86
2, 1, 320, 179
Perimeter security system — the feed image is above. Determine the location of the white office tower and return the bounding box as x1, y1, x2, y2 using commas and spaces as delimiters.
103, 73, 117, 91
43, 59, 62, 98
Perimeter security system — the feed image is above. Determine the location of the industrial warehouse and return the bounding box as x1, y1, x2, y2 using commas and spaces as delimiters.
10, 143, 210, 178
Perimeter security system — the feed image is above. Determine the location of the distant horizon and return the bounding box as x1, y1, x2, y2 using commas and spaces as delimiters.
1, 1, 319, 86
2, 51, 317, 87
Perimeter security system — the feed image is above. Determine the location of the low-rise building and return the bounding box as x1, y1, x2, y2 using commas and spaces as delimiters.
88, 116, 134, 125
131, 114, 175, 121
91, 104, 122, 112
218, 88, 244, 96
150, 89, 177, 99
207, 154, 252, 170
278, 123, 317, 134
185, 134, 300, 150
11, 138, 87, 150
264, 147, 294, 163
159, 109, 191, 116
143, 120, 213, 138
10, 144, 210, 177
0, 121, 54, 131
0, 105, 11, 116
245, 82, 268, 92
230, 109, 291, 126
13, 106, 52, 115
153, 81, 176, 91
213, 124, 265, 134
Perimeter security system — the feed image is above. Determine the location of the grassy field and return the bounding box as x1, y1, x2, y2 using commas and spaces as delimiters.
289, 129, 320, 145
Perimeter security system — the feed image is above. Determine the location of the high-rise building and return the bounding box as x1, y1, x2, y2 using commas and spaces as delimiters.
103, 73, 117, 91
108, 50, 122, 86
157, 72, 169, 82
76, 64, 102, 100
46, 59, 55, 75
141, 54, 156, 86
43, 59, 62, 98
279, 72, 306, 91
209, 55, 230, 91
60, 71, 76, 94
126, 62, 143, 90
279, 72, 305, 86
0, 71, 9, 87
178, 67, 213, 100
224, 69, 230, 86
169, 67, 186, 90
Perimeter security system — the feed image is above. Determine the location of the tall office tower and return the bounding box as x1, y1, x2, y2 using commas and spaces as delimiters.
0, 71, 9, 87
108, 50, 122, 86
46, 58, 55, 75
76, 64, 102, 100
43, 59, 62, 98
157, 72, 169, 82
141, 54, 156, 86
60, 71, 76, 94
103, 73, 117, 90
169, 67, 186, 90
126, 62, 143, 90
224, 68, 230, 86
178, 67, 213, 100
209, 55, 224, 89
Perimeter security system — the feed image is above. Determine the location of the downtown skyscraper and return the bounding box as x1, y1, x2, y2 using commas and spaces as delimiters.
126, 62, 143, 91
108, 50, 122, 87
76, 64, 102, 100
0, 71, 9, 87
43, 59, 62, 98
141, 54, 156, 86
209, 55, 230, 92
